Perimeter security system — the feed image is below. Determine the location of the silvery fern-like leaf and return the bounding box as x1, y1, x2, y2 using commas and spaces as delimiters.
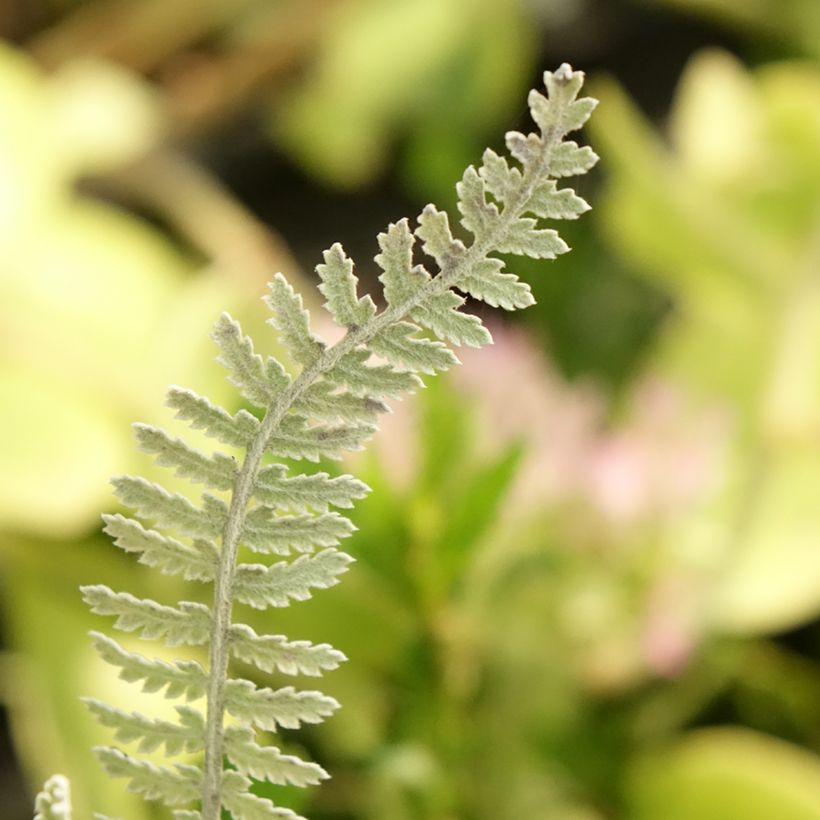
456, 165, 499, 238
252, 465, 369, 513
34, 775, 72, 820
232, 549, 353, 609
133, 424, 237, 490
82, 586, 210, 645
411, 290, 492, 348
457, 258, 534, 311
79, 63, 597, 820
525, 180, 590, 220
368, 322, 459, 374
111, 477, 225, 540
84, 700, 204, 755
225, 725, 328, 785
547, 140, 599, 177
375, 218, 428, 306
102, 514, 217, 581
496, 217, 570, 259
415, 204, 466, 267
90, 633, 207, 700
212, 313, 281, 408
504, 130, 543, 168
478, 148, 522, 204
561, 96, 598, 134
293, 381, 387, 424
265, 274, 325, 367
224, 680, 339, 731
221, 771, 305, 820
94, 747, 201, 804
316, 243, 376, 328
327, 348, 423, 398
167, 387, 259, 448
266, 415, 376, 461
229, 623, 346, 676
242, 508, 355, 555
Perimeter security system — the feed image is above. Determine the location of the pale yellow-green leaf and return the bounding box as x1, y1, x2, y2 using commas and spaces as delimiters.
711, 449, 820, 634
627, 728, 820, 820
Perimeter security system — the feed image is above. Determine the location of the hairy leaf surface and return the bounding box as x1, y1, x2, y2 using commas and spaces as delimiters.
80, 62, 597, 820
232, 549, 353, 609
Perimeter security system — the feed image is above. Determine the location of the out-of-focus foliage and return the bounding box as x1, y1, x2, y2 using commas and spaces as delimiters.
591, 50, 820, 635
628, 728, 820, 820
270, 0, 537, 193
0, 42, 167, 536
1, 1, 820, 819
645, 0, 820, 60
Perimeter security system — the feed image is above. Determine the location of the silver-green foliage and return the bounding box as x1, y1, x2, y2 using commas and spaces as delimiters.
34, 775, 72, 820
79, 64, 597, 819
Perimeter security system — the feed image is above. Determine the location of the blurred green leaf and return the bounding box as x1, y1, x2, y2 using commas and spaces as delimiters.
590, 51, 820, 634
627, 728, 820, 820
643, 0, 820, 61
435, 441, 523, 591
271, 0, 534, 189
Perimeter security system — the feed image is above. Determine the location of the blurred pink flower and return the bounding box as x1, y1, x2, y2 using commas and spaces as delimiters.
453, 323, 730, 526
582, 381, 730, 524
642, 574, 702, 677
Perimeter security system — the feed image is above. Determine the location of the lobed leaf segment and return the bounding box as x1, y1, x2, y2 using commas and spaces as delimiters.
79, 64, 597, 819
34, 775, 72, 820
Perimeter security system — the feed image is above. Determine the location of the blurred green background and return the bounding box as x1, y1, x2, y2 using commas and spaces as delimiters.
3, 1, 820, 818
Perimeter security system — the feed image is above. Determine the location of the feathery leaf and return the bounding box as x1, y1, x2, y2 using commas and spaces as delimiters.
376, 219, 427, 306
221, 771, 304, 820
328, 349, 423, 398
34, 775, 72, 820
225, 725, 328, 786
252, 465, 370, 513
81, 62, 598, 820
102, 514, 216, 582
111, 476, 225, 540
293, 381, 388, 424
167, 387, 259, 449
224, 679, 339, 732
415, 204, 466, 267
316, 243, 376, 328
84, 700, 204, 756
229, 622, 346, 676
412, 291, 492, 348
242, 508, 355, 555
369, 322, 458, 374
266, 414, 376, 461
212, 313, 280, 408
94, 747, 200, 805
134, 424, 236, 491
265, 274, 324, 368
496, 218, 570, 259
232, 549, 353, 609
90, 633, 207, 701
82, 586, 210, 646
458, 258, 534, 311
